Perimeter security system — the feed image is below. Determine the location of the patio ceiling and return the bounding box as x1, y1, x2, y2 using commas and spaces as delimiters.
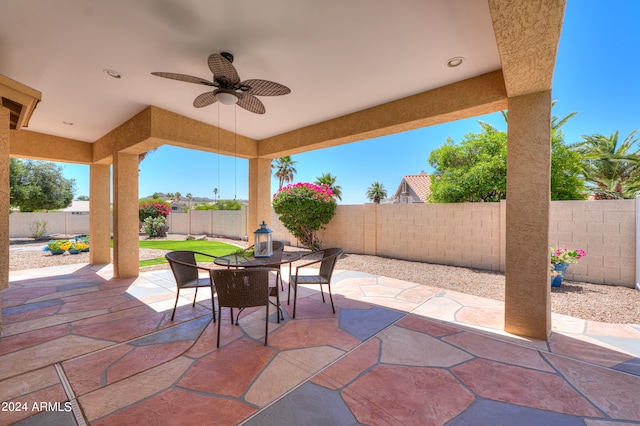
0, 0, 506, 146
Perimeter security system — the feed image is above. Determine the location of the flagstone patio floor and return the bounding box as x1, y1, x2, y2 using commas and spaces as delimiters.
1, 263, 639, 425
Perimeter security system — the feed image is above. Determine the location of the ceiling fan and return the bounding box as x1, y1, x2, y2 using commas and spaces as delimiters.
151, 52, 290, 114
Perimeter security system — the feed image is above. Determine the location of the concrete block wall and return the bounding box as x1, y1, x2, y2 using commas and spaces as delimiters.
373, 202, 501, 271
166, 207, 248, 239
8, 199, 637, 287
10, 212, 90, 238
213, 208, 248, 239
269, 209, 299, 247
316, 205, 365, 253
549, 199, 635, 286
189, 210, 213, 235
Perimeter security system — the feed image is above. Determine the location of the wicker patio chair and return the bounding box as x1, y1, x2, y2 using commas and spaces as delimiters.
287, 248, 343, 319
211, 268, 272, 347
165, 251, 217, 322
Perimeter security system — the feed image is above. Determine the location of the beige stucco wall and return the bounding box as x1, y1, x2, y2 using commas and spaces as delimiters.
550, 199, 635, 285
8, 200, 636, 287
10, 212, 91, 237
314, 205, 365, 254
166, 208, 249, 239
288, 201, 636, 287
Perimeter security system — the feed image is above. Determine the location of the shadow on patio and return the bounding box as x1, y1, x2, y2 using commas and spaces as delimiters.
1, 263, 639, 425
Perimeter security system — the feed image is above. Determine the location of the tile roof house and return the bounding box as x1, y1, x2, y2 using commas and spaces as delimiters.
392, 172, 431, 203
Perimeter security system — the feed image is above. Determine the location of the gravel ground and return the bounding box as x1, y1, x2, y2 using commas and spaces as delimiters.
9, 238, 640, 325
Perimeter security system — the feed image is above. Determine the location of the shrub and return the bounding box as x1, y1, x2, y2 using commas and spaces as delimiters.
194, 203, 219, 211
193, 200, 242, 211
143, 216, 169, 238
272, 182, 337, 249
139, 201, 171, 222
29, 220, 48, 239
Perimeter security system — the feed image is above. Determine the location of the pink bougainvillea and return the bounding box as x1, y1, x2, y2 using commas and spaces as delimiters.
273, 182, 337, 249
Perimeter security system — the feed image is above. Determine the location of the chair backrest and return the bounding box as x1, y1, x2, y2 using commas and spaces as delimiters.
272, 241, 285, 252
211, 268, 270, 309
165, 251, 199, 287
319, 248, 344, 281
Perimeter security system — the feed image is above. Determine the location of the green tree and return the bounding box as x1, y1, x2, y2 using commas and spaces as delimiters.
366, 182, 387, 203
213, 188, 218, 202
428, 110, 587, 202
9, 158, 29, 208
272, 156, 297, 189
314, 173, 342, 201
571, 130, 640, 199
273, 183, 337, 249
10, 160, 76, 211
186, 193, 193, 208
76, 195, 89, 201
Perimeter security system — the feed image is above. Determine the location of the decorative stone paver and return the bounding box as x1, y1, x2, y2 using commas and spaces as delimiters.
343, 365, 475, 425
378, 326, 473, 367
178, 337, 275, 397
546, 353, 640, 421
451, 359, 603, 418
443, 330, 555, 372
1, 263, 639, 425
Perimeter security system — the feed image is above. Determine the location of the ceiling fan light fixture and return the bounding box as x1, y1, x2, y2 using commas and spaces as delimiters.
215, 91, 238, 105
103, 69, 122, 78
446, 57, 464, 68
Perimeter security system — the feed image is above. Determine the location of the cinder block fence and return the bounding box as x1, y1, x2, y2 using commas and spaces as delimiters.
9, 200, 637, 287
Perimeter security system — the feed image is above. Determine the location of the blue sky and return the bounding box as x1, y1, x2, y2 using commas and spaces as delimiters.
59, 1, 639, 205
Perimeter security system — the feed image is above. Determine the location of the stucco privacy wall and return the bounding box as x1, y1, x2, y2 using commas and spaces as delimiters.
8, 200, 635, 287
549, 199, 635, 286
10, 213, 91, 237
312, 200, 636, 287
165, 207, 249, 239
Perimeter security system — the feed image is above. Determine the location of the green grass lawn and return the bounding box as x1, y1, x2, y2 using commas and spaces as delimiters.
111, 239, 241, 267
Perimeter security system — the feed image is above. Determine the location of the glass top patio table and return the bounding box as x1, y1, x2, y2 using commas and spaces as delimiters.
214, 251, 302, 268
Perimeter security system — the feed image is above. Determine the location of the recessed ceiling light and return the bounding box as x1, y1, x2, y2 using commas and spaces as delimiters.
446, 57, 464, 68
62, 121, 74, 125
103, 69, 122, 78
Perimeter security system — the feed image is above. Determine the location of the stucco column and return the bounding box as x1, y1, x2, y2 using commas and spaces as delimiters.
0, 107, 9, 328
504, 91, 552, 340
248, 158, 272, 245
90, 163, 111, 265
113, 152, 139, 278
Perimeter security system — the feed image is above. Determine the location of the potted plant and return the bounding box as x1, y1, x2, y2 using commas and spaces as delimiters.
550, 247, 587, 287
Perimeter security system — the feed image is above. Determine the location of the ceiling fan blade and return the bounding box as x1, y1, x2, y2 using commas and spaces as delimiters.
236, 93, 265, 114
193, 92, 218, 108
242, 79, 291, 96
208, 53, 240, 86
151, 72, 215, 86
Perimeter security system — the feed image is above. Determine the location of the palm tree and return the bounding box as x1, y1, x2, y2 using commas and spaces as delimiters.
272, 156, 297, 189
186, 193, 193, 208
366, 182, 387, 204
213, 188, 218, 202
138, 148, 158, 164
499, 100, 577, 133
314, 173, 342, 201
572, 130, 640, 199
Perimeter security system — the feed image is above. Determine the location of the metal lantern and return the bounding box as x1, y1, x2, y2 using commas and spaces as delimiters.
254, 221, 273, 258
